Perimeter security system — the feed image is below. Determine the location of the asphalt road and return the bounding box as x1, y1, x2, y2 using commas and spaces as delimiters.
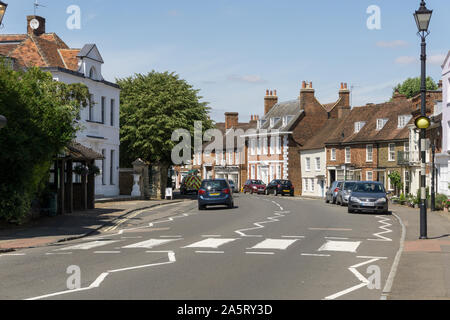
0, 194, 402, 300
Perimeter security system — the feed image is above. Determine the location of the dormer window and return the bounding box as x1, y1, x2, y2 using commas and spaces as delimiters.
270, 117, 281, 128
376, 119, 388, 130
257, 119, 266, 129
282, 115, 294, 127
398, 115, 412, 128
354, 121, 366, 133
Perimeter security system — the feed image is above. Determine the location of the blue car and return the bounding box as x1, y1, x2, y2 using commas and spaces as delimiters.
198, 179, 234, 210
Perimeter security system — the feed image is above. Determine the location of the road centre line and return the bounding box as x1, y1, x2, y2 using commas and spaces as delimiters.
246, 252, 275, 255
282, 236, 305, 239
301, 253, 331, 257
195, 251, 224, 254
325, 237, 349, 240
309, 228, 353, 231
94, 251, 121, 254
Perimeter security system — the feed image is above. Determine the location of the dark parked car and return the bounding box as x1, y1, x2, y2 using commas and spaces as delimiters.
325, 181, 343, 204
336, 181, 358, 206
198, 179, 234, 210
228, 180, 239, 193
243, 180, 266, 194
348, 182, 389, 214
265, 180, 295, 196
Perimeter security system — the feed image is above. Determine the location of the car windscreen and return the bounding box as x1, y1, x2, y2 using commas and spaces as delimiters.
201, 180, 228, 190
251, 180, 264, 185
352, 183, 385, 193
280, 180, 292, 186
344, 183, 356, 190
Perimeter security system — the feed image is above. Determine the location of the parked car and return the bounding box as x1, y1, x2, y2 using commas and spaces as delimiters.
265, 180, 295, 196
243, 180, 266, 194
198, 179, 234, 210
336, 181, 358, 206
325, 181, 344, 204
347, 182, 389, 214
228, 180, 239, 193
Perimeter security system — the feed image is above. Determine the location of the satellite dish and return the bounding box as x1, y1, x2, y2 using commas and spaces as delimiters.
30, 18, 40, 30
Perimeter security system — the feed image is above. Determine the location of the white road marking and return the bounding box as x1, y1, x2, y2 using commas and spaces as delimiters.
184, 238, 237, 249
46, 252, 72, 256
94, 251, 121, 254
318, 241, 361, 253
195, 251, 224, 254
201, 235, 222, 238
122, 238, 180, 249
0, 253, 26, 256
160, 236, 183, 238
325, 237, 349, 240
246, 252, 275, 255
368, 216, 393, 242
301, 253, 331, 257
121, 236, 143, 239
249, 239, 298, 250
235, 208, 289, 237
309, 228, 352, 231
325, 257, 382, 300
282, 236, 305, 239
56, 240, 120, 251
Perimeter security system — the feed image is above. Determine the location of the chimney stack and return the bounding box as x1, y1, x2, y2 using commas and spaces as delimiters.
264, 89, 278, 115
339, 82, 350, 106
225, 112, 239, 130
438, 80, 443, 89
299, 81, 315, 110
27, 16, 46, 36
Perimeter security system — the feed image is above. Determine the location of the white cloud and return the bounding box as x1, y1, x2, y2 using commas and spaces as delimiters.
429, 54, 446, 65
395, 56, 417, 65
376, 40, 408, 48
227, 74, 267, 84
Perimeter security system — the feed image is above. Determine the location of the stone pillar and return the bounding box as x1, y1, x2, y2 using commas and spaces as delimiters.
132, 158, 149, 199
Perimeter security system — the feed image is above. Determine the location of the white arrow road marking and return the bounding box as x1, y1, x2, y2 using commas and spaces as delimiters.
122, 238, 180, 249
249, 239, 298, 250
368, 216, 393, 242
324, 257, 383, 300
26, 251, 176, 300
55, 240, 120, 251
184, 238, 237, 249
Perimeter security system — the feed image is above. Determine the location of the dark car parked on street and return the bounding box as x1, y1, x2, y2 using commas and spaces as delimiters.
336, 181, 358, 206
347, 182, 389, 214
265, 180, 295, 196
325, 181, 344, 204
198, 179, 234, 210
243, 180, 266, 194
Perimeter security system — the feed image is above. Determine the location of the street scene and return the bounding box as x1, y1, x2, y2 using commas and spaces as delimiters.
0, 0, 450, 308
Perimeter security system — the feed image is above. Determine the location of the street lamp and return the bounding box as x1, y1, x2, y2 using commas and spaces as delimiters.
0, 1, 7, 27
414, 0, 433, 240
0, 115, 6, 129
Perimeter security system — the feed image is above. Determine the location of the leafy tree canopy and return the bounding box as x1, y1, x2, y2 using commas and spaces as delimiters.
0, 63, 90, 223
118, 71, 213, 167
393, 77, 438, 99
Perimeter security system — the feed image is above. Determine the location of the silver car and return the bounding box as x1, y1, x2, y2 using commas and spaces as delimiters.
336, 181, 358, 206
325, 181, 344, 204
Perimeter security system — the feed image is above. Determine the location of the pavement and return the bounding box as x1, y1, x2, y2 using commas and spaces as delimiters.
0, 197, 191, 252
388, 204, 450, 300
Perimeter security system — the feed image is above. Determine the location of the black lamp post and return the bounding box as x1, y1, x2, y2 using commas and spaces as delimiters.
0, 1, 7, 27
414, 0, 433, 239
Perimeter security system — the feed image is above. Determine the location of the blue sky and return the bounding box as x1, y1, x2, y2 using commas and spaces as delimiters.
2, 0, 449, 122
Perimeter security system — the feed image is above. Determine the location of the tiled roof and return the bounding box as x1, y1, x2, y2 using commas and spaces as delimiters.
301, 118, 344, 150
66, 142, 104, 161
0, 32, 79, 71
325, 100, 415, 146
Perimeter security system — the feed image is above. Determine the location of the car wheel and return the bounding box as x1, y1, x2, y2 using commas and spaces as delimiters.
325, 198, 329, 204
228, 202, 234, 209
348, 208, 355, 214
199, 205, 206, 211
265, 189, 268, 196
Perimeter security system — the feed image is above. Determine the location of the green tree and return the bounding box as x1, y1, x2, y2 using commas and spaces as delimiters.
0, 63, 90, 223
393, 77, 438, 99
388, 171, 403, 196
118, 71, 213, 199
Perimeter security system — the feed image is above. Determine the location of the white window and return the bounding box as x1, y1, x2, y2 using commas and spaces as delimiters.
250, 138, 256, 156
398, 115, 412, 128
257, 119, 266, 129
227, 150, 233, 165
376, 119, 388, 130
276, 137, 282, 154
387, 170, 394, 191
277, 164, 281, 179
389, 144, 396, 161
235, 150, 240, 165
366, 145, 373, 162
354, 121, 366, 133
251, 165, 255, 179
282, 115, 294, 127
257, 138, 262, 155
404, 142, 410, 153
263, 137, 268, 155
306, 158, 311, 171
366, 171, 374, 181
270, 117, 281, 128
345, 147, 351, 164
270, 136, 275, 155
310, 179, 315, 192
304, 179, 309, 192
331, 148, 336, 161
315, 157, 321, 171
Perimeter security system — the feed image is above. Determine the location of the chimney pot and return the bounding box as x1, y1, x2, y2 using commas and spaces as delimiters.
302, 81, 306, 89
274, 90, 277, 96
266, 89, 269, 96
